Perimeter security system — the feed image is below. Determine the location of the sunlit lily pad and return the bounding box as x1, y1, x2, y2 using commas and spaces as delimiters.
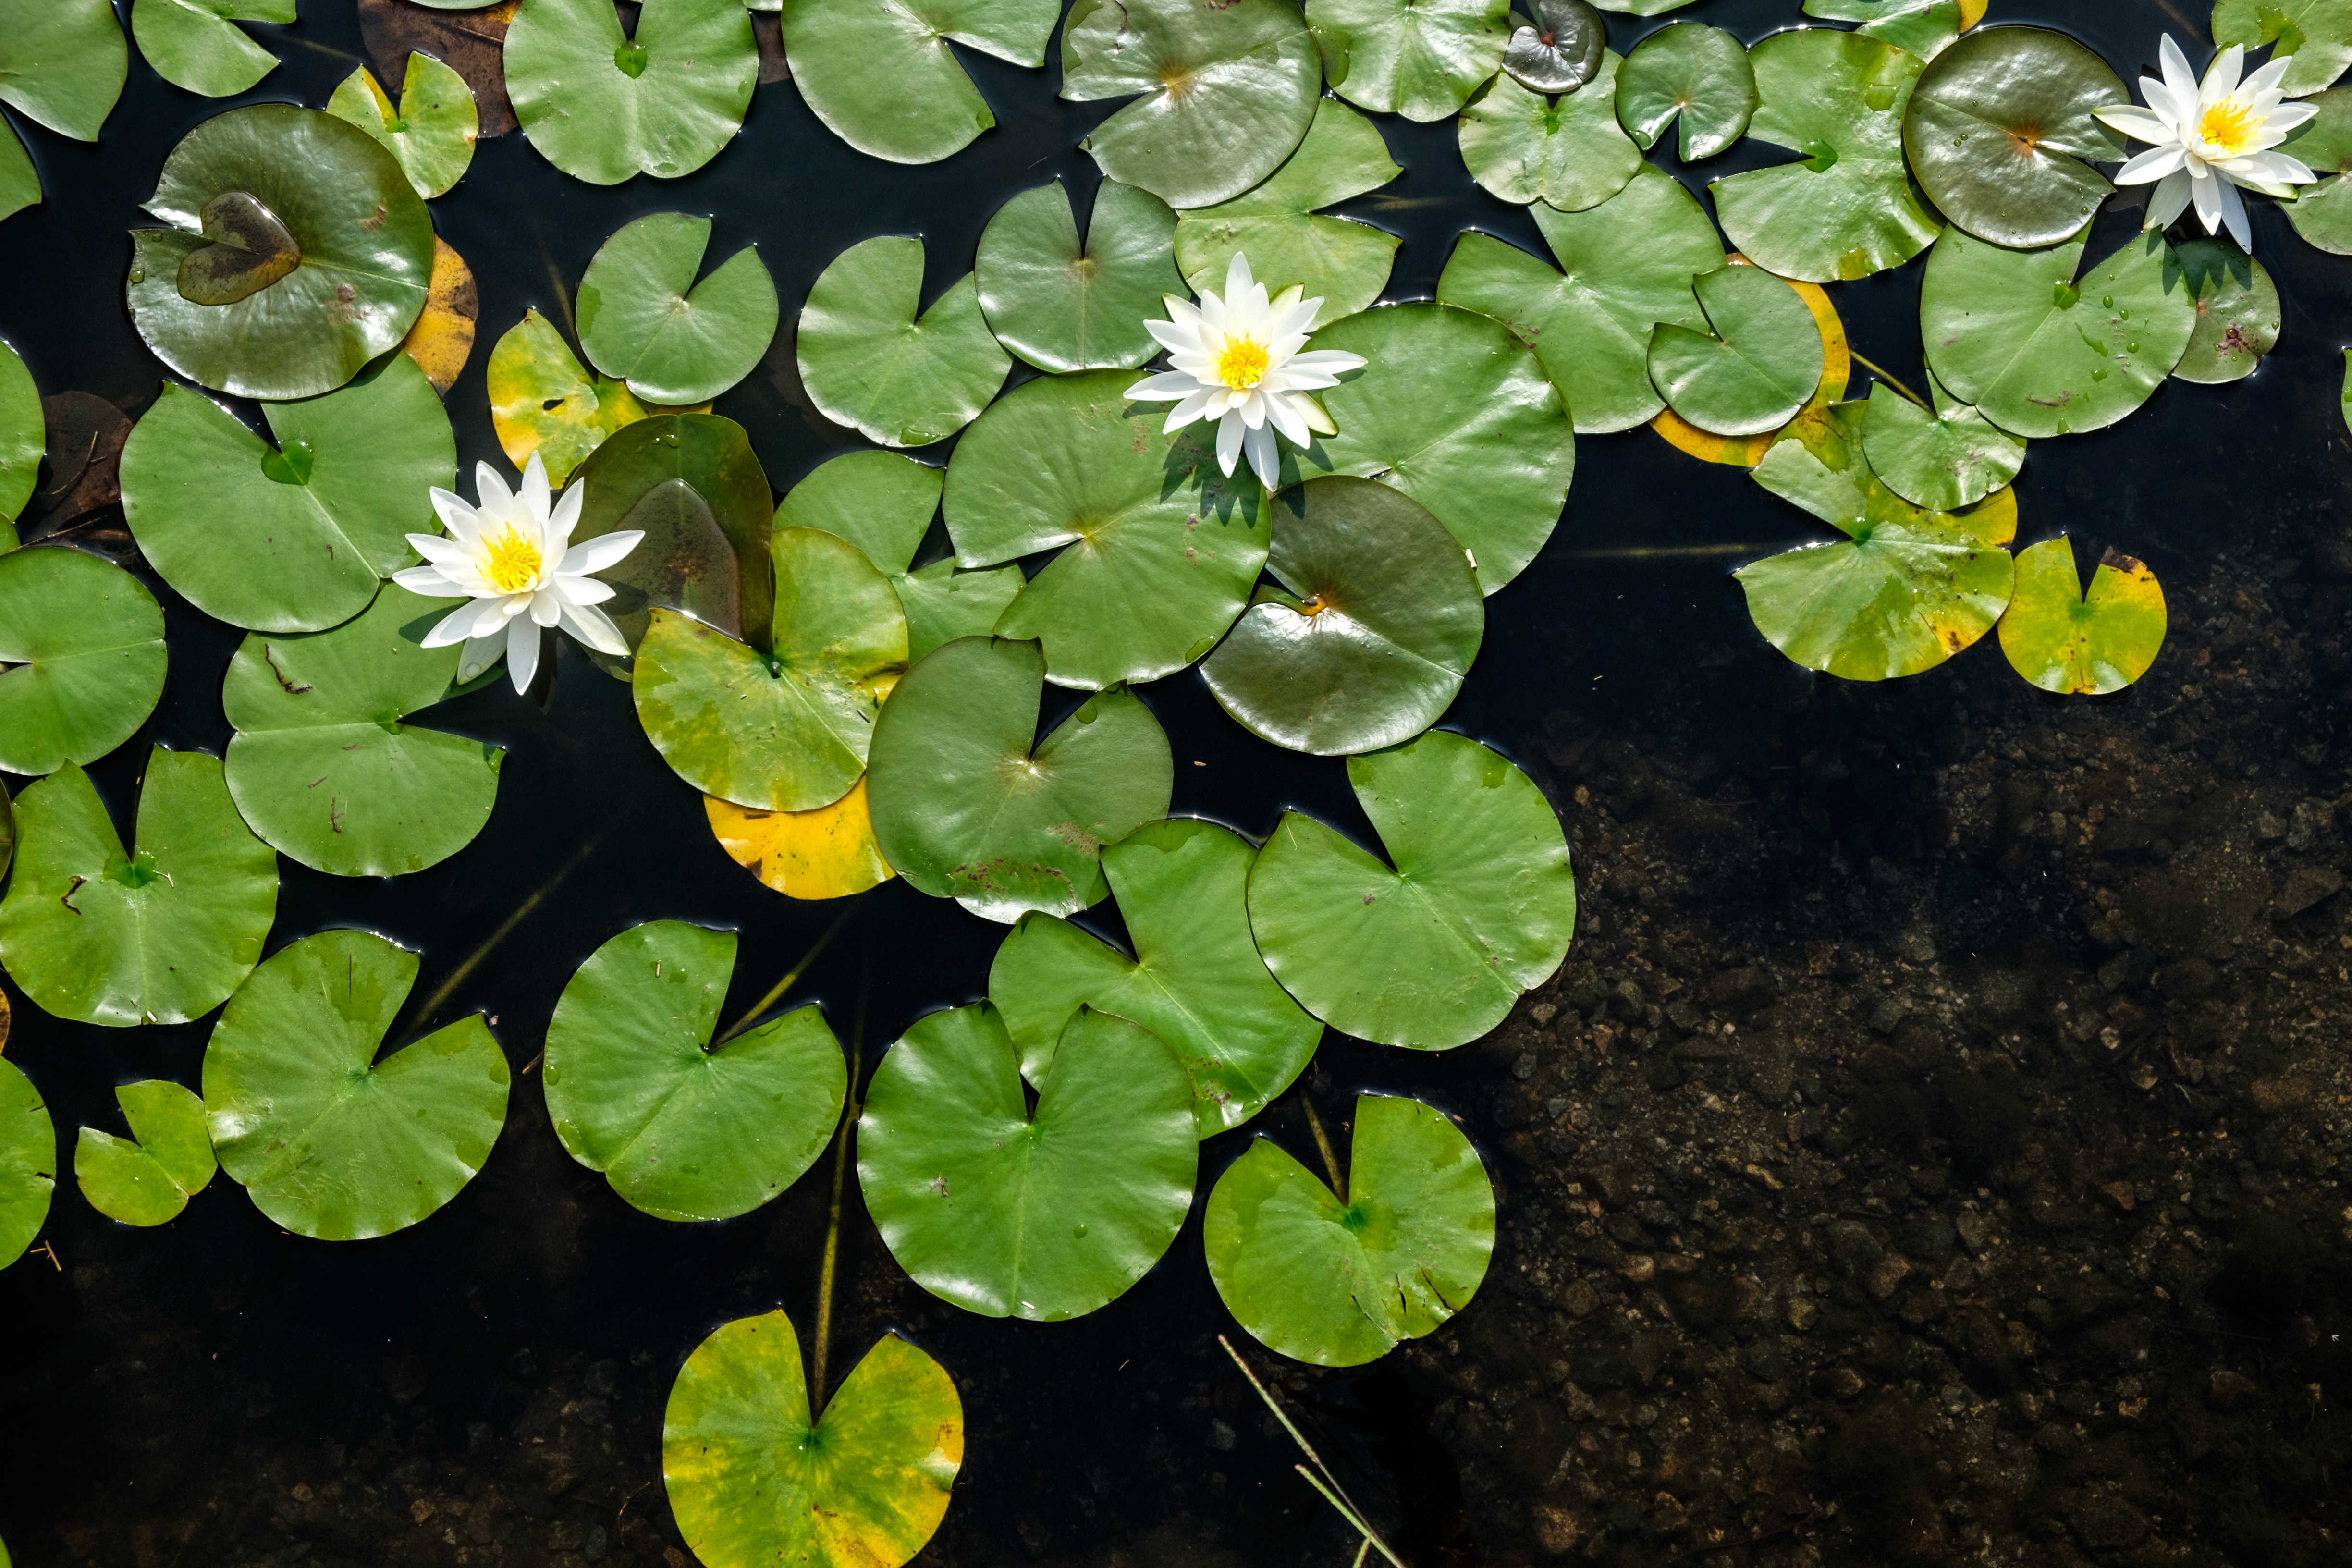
0, 0, 127, 142
1997, 537, 2167, 694
799, 236, 1008, 449
131, 0, 291, 98
1246, 730, 1576, 1049
1307, 0, 1509, 122
1502, 0, 1606, 94
2282, 83, 2352, 168
1902, 26, 2123, 250
706, 780, 895, 900
1614, 22, 1756, 159
0, 749, 276, 1028
866, 637, 1172, 922
545, 921, 845, 1222
325, 51, 478, 198
1062, 0, 1321, 209
783, 0, 1058, 165
74, 1080, 215, 1228
0, 343, 41, 527
487, 309, 659, 486
1858, 376, 2024, 510
858, 1003, 1197, 1320
221, 584, 504, 877
400, 237, 479, 395
1458, 51, 1642, 211
505, 0, 756, 184
2285, 171, 2352, 250
0, 1059, 53, 1270
664, 1311, 961, 1568
0, 545, 168, 777
2169, 239, 2280, 384
578, 214, 776, 406
205, 928, 508, 1241
989, 818, 1322, 1138
1803, 0, 1965, 61
1649, 263, 1825, 437
2214, 0, 2352, 97
976, 180, 1183, 372
1650, 271, 1852, 465
1205, 1094, 1493, 1367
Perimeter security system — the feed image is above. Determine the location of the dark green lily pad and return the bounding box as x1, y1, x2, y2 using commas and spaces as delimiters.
2281, 84, 2352, 170
892, 559, 1026, 662
1205, 1094, 1494, 1366
783, 0, 1058, 165
505, 0, 756, 184
858, 1004, 1197, 1320
866, 637, 1172, 922
1308, 0, 1510, 122
74, 1080, 215, 1228
0, 0, 126, 142
0, 123, 36, 227
0, 545, 168, 777
1458, 51, 1642, 211
988, 818, 1322, 1138
0, 342, 41, 526
1803, 0, 1962, 61
1245, 730, 1576, 1049
544, 921, 845, 1222
578, 214, 777, 406
1858, 377, 2024, 510
204, 928, 508, 1241
0, 749, 276, 1028
798, 236, 1009, 449
1902, 26, 2123, 250
1997, 538, 2167, 695
325, 50, 478, 198
2214, 0, 2352, 97
0, 1059, 54, 1271
1614, 22, 1757, 160
976, 179, 1183, 373
130, 0, 291, 99
1648, 264, 1825, 437
2169, 240, 2281, 385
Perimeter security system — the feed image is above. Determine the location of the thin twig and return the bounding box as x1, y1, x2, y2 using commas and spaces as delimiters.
1301, 1097, 1346, 1201
714, 907, 856, 1046
402, 836, 601, 1037
1848, 350, 1931, 411
810, 957, 871, 1415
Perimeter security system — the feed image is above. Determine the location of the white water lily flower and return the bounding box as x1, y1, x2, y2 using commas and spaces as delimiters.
391, 452, 642, 695
2095, 36, 2316, 252
1125, 252, 1367, 491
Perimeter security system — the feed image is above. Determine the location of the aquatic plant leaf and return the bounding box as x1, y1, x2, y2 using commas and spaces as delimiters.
1997, 537, 2166, 694
1614, 22, 1756, 159
707, 779, 895, 900
74, 1080, 215, 1227
782, 0, 1057, 165
664, 1311, 961, 1568
358, 0, 517, 138
324, 51, 479, 199
1246, 730, 1576, 1049
204, 929, 508, 1240
2168, 240, 2280, 385
1458, 50, 1642, 211
1649, 263, 1825, 437
1308, 0, 1510, 122
1205, 1094, 1494, 1366
859, 1004, 1197, 1319
2285, 170, 2352, 250
486, 309, 658, 485
633, 530, 907, 813
1920, 228, 2196, 439
577, 214, 776, 406
1435, 165, 1720, 433
2281, 84, 2352, 169
1858, 377, 2024, 510
1802, 0, 1962, 61
1062, 0, 1321, 209
129, 0, 292, 99
121, 358, 454, 635
893, 559, 1025, 661
866, 637, 1172, 922
944, 369, 1271, 689
0, 342, 39, 524
1902, 26, 2124, 250
399, 237, 478, 394
0, 0, 127, 141
506, 0, 755, 184
0, 1059, 53, 1270
1590, 0, 1700, 12
976, 180, 1183, 373
0, 545, 168, 777
1287, 302, 1574, 595
1501, 0, 1606, 95
989, 819, 1322, 1138
221, 584, 503, 877
1710, 28, 1940, 283
1650, 272, 1852, 465
798, 237, 1008, 449
545, 922, 845, 1221
2214, 0, 2352, 96
127, 106, 437, 401
0, 121, 37, 226
1171, 97, 1400, 330
0, 750, 275, 1028
1201, 478, 1483, 756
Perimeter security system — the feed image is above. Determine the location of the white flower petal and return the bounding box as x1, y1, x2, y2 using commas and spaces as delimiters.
2244, 54, 2294, 99
519, 452, 551, 525
1146, 317, 1199, 354
469, 595, 519, 638
392, 564, 464, 597
2146, 167, 2194, 229
559, 600, 630, 656
475, 462, 516, 520
2217, 174, 2252, 250
2160, 36, 2201, 118
1242, 422, 1278, 491
561, 529, 643, 575
1163, 387, 1218, 429
2204, 43, 2244, 100
527, 588, 563, 627
2097, 107, 2176, 145
555, 573, 616, 607
2229, 147, 2315, 184
2117, 144, 2188, 184
1298, 393, 1336, 437
547, 480, 585, 546
1225, 251, 1255, 301
407, 533, 467, 566
1264, 389, 1310, 446
2191, 164, 2227, 231
1214, 409, 1244, 476
505, 614, 540, 694
421, 602, 486, 647
429, 487, 481, 542
456, 632, 503, 686
1127, 369, 1204, 400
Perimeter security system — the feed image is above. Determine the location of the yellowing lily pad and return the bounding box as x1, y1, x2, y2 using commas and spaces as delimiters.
74, 1080, 215, 1228
706, 779, 895, 901
1997, 537, 2167, 694
487, 308, 659, 485
325, 50, 479, 198
399, 237, 479, 395
1648, 262, 1825, 437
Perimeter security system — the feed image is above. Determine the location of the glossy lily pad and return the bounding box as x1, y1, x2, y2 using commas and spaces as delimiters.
706, 780, 896, 901
0, 124, 36, 227
1246, 730, 1576, 1049
128, 106, 437, 401
131, 0, 292, 99
858, 1004, 1197, 1320
0, 1059, 53, 1270
1308, 0, 1509, 122
798, 236, 1009, 449
1651, 275, 1853, 466
1858, 376, 2025, 510
865, 637, 1172, 922
1614, 22, 1756, 160
2169, 239, 2280, 385
2214, 0, 2352, 97
2282, 83, 2352, 169
1503, 0, 1607, 94
545, 921, 845, 1222
783, 0, 1058, 165
1803, 0, 1964, 61
976, 180, 1183, 372
578, 214, 776, 406
486, 309, 659, 486
0, 545, 168, 777
0, 749, 276, 1028
74, 1080, 215, 1227
1902, 26, 2124, 250
1649, 264, 1825, 437
1062, 0, 1321, 209
1205, 1094, 1493, 1367
221, 584, 504, 877
988, 818, 1322, 1138
1997, 537, 2167, 694
2285, 171, 2352, 251
0, 0, 126, 142
1458, 51, 1642, 211
505, 0, 756, 184
325, 50, 478, 199
0, 342, 41, 527
204, 928, 508, 1241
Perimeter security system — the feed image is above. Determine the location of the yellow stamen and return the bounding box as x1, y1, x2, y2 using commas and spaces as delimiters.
1214, 336, 1271, 390
2199, 98, 2258, 157
482, 527, 543, 594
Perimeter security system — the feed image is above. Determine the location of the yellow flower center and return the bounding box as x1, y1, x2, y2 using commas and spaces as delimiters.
1214, 336, 1271, 390
483, 527, 543, 594
2199, 98, 2259, 157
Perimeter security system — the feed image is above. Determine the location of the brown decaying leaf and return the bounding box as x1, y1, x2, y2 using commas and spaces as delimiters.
753, 12, 789, 85
19, 392, 131, 540
359, 0, 519, 138
401, 236, 480, 395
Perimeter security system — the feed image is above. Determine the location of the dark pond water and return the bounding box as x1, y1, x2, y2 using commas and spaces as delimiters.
3, 1, 2351, 1566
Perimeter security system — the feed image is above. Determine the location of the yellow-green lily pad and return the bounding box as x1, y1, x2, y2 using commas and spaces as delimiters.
1997, 537, 2167, 694
74, 1080, 215, 1227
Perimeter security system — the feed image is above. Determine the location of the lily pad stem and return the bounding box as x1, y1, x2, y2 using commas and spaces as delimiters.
811, 975, 867, 1414
1218, 1335, 1406, 1568
396, 835, 601, 1041
1848, 350, 1930, 411
713, 905, 856, 1046
1301, 1095, 1345, 1202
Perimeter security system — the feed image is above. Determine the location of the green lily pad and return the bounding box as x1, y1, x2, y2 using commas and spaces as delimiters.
1648, 264, 1825, 437
544, 921, 845, 1222
120, 358, 454, 636
2214, 0, 2352, 96
2281, 84, 2352, 169
858, 1004, 1197, 1320
976, 180, 1182, 373
798, 236, 1009, 449
486, 309, 660, 487
1802, 0, 1961, 61
0, 749, 276, 1028
0, 123, 36, 228
1201, 478, 1483, 756
943, 369, 1271, 689
2168, 240, 2280, 385
1997, 537, 2167, 694
0, 341, 41, 525
1614, 22, 1757, 160
1287, 302, 1574, 595
866, 637, 1172, 922
0, 0, 126, 141
1435, 165, 1722, 433
1245, 730, 1576, 1049
2286, 171, 2352, 251
130, 0, 292, 99
1710, 28, 1940, 284
506, 0, 756, 184
221, 584, 505, 877
1902, 26, 2123, 251
1857, 376, 2025, 510
204, 928, 508, 1241
632, 529, 907, 813
74, 1080, 215, 1228
0, 545, 168, 777
0, 1057, 54, 1269
128, 105, 437, 401
578, 214, 777, 406
782, 0, 1058, 165
1171, 97, 1401, 330
1062, 0, 1321, 209
1205, 1094, 1493, 1367
663, 1311, 962, 1568
1307, 0, 1510, 122
325, 50, 478, 199
1920, 227, 2197, 439
893, 559, 1026, 661
1458, 51, 1642, 211
1502, 0, 1606, 94
988, 818, 1322, 1139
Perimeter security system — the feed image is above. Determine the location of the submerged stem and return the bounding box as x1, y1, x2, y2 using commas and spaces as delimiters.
715, 906, 856, 1046
400, 835, 601, 1039
1220, 1336, 1405, 1568
1849, 351, 1931, 411
810, 949, 872, 1416
1301, 1096, 1345, 1202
